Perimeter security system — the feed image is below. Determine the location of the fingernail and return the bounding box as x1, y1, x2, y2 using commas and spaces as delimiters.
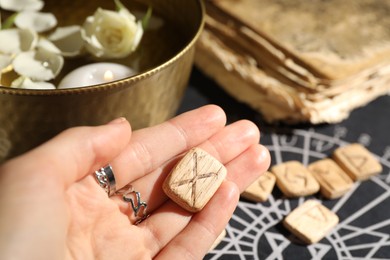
107, 117, 127, 125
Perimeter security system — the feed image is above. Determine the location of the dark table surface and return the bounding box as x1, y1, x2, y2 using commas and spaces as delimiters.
178, 67, 390, 260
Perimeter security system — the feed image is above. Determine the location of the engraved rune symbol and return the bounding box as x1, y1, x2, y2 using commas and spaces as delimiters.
258, 174, 273, 191
313, 166, 335, 189
174, 152, 218, 206
343, 152, 368, 171
284, 166, 307, 187
313, 165, 350, 189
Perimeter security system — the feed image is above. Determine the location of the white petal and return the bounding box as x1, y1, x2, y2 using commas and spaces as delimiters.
48, 26, 84, 57
0, 28, 37, 54
0, 53, 12, 71
13, 52, 53, 80
13, 50, 64, 81
131, 21, 144, 51
119, 7, 136, 22
35, 48, 64, 77
0, 0, 44, 12
15, 11, 57, 33
19, 28, 38, 51
11, 76, 55, 89
37, 38, 61, 54
0, 29, 21, 54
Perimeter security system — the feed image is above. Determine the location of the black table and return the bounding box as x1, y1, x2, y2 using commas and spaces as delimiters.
178, 68, 390, 260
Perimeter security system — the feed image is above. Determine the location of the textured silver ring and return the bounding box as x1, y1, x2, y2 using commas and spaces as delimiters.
116, 184, 149, 224
94, 165, 116, 197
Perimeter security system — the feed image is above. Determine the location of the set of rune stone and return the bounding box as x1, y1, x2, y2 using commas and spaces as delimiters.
162, 144, 382, 249
240, 143, 383, 244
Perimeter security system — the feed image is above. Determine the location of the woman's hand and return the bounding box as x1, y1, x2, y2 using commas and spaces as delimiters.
0, 105, 270, 259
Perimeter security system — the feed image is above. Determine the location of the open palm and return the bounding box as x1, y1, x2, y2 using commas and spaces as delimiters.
0, 105, 270, 259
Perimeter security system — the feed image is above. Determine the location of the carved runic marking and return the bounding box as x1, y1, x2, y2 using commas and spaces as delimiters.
258, 174, 273, 190
343, 152, 368, 171
313, 167, 334, 189
284, 166, 307, 187
173, 152, 219, 206
163, 148, 227, 212
306, 205, 328, 222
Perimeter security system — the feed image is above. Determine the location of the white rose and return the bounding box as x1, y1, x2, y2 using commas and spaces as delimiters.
81, 8, 143, 59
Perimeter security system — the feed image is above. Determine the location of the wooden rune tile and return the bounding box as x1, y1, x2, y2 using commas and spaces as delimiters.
332, 143, 383, 181
308, 159, 354, 199
271, 161, 320, 198
241, 171, 276, 202
283, 200, 339, 244
163, 148, 227, 212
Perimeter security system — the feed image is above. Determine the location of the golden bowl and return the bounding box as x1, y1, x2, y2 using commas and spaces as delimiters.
0, 0, 204, 162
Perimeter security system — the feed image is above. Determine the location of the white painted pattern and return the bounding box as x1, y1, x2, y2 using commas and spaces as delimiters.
207, 128, 390, 260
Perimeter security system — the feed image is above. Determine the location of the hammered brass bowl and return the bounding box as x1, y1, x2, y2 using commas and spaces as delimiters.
0, 0, 204, 162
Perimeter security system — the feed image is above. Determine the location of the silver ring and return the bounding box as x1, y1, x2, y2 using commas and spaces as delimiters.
94, 165, 116, 197
116, 184, 149, 224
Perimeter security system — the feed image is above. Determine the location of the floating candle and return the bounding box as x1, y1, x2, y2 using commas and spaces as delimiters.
58, 62, 136, 89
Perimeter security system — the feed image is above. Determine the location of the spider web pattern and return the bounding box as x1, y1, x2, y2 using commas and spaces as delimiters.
206, 128, 390, 260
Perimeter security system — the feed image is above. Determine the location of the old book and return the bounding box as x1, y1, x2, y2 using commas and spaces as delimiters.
195, 0, 390, 124
211, 0, 390, 80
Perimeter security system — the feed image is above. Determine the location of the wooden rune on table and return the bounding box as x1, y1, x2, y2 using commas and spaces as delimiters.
333, 143, 383, 181
271, 161, 320, 197
283, 200, 339, 244
308, 158, 354, 199
241, 171, 276, 202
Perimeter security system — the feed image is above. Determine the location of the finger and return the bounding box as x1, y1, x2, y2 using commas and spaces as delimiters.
109, 105, 227, 188
225, 144, 271, 192
0, 118, 131, 189
197, 119, 260, 163
116, 120, 261, 221
143, 181, 240, 258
